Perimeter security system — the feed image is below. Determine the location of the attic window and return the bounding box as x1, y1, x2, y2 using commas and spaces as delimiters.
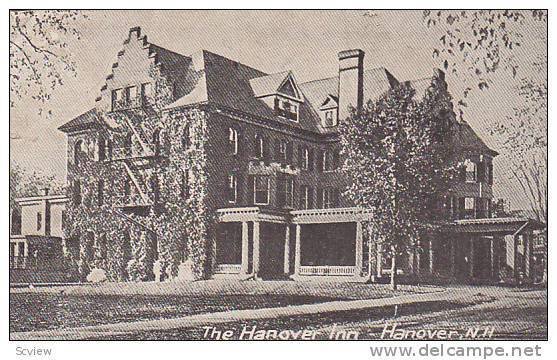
274, 96, 299, 122
324, 110, 337, 127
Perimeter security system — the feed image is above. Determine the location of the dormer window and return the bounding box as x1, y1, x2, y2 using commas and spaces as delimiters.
274, 96, 299, 122
320, 95, 339, 127
251, 71, 304, 123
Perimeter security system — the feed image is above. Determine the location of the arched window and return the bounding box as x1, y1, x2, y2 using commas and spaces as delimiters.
254, 134, 265, 159
74, 140, 84, 166
228, 128, 238, 155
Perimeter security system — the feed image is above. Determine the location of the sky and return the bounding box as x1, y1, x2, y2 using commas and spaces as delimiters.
10, 10, 547, 209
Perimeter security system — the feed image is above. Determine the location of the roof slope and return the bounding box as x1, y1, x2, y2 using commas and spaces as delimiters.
451, 121, 498, 156
58, 108, 101, 133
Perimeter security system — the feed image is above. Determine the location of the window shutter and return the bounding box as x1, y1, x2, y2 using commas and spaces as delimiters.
308, 148, 314, 171
286, 142, 294, 165
308, 186, 314, 209
488, 163, 494, 185
297, 145, 303, 168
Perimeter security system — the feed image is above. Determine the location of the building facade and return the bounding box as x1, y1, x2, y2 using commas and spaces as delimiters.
58, 27, 542, 283
9, 190, 70, 283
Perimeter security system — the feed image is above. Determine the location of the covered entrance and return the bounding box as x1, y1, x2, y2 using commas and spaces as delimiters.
215, 207, 290, 279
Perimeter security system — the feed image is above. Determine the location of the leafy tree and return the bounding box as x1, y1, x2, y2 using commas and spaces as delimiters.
339, 79, 455, 290
423, 10, 547, 224
9, 10, 87, 114
10, 161, 65, 209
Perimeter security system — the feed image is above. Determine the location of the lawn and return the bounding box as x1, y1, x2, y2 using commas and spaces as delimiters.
10, 280, 438, 333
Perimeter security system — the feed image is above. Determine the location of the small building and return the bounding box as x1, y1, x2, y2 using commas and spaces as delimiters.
9, 189, 69, 283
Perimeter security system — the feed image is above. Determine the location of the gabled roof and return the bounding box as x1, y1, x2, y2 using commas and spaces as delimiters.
299, 67, 398, 113
319, 95, 338, 110
58, 108, 102, 133
451, 121, 498, 156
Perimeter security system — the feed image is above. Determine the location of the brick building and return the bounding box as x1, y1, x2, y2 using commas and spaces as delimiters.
58, 27, 543, 283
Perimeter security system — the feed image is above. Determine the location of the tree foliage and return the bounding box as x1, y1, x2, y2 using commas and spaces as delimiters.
10, 161, 65, 210
339, 77, 455, 288
423, 10, 547, 118
10, 10, 87, 114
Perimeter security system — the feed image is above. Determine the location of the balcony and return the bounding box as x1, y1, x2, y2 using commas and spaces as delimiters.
112, 96, 149, 112
248, 159, 299, 176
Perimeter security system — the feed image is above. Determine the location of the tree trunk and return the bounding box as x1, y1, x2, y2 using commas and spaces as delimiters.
390, 254, 398, 291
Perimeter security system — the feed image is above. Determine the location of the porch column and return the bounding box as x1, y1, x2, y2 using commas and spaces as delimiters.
469, 237, 475, 279
490, 237, 496, 279
240, 221, 249, 275
376, 243, 383, 278
524, 231, 533, 280
513, 233, 519, 281
355, 221, 363, 276
283, 225, 290, 274
429, 238, 435, 274
252, 221, 261, 277
294, 224, 301, 275
450, 237, 456, 278
415, 246, 421, 275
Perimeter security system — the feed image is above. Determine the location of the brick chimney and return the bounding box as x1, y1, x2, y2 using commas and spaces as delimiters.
337, 49, 365, 121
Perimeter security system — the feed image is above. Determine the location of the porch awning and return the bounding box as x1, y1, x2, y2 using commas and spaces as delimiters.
444, 217, 545, 235
217, 207, 289, 223
291, 207, 373, 224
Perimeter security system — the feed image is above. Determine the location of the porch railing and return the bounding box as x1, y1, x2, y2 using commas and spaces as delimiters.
9, 256, 66, 270
299, 265, 355, 276
215, 264, 242, 274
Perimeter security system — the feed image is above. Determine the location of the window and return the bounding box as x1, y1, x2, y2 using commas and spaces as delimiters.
36, 212, 42, 231
124, 133, 133, 156
181, 171, 190, 199
254, 134, 265, 159
73, 180, 82, 206
274, 96, 299, 121
152, 129, 161, 156
459, 197, 475, 219
324, 110, 337, 127
141, 83, 152, 102
322, 188, 338, 209
300, 147, 310, 170
151, 176, 159, 205
127, 86, 137, 103
299, 185, 313, 209
228, 128, 238, 155
111, 88, 123, 110
322, 150, 337, 171
97, 138, 111, 161
254, 176, 270, 205
464, 159, 477, 183
182, 126, 190, 150
277, 177, 294, 208
124, 179, 131, 196
277, 140, 292, 164
227, 174, 237, 204
74, 140, 85, 166
278, 140, 287, 163
98, 180, 104, 206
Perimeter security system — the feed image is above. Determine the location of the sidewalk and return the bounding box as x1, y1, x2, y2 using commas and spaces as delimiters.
11, 288, 469, 340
